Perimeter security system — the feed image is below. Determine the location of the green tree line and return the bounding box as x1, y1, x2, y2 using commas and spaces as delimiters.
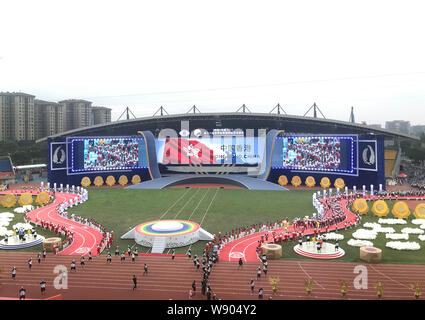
0, 141, 47, 165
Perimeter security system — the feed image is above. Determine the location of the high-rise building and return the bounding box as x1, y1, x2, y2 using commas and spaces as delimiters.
0, 92, 35, 141
92, 106, 112, 125
411, 125, 425, 137
368, 124, 382, 130
34, 99, 66, 139
385, 120, 411, 135
58, 99, 92, 131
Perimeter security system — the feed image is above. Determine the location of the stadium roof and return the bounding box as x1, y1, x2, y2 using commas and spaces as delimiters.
36, 112, 419, 142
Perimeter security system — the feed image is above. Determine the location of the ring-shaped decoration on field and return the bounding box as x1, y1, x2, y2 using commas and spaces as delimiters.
278, 175, 288, 186
106, 175, 116, 187
291, 176, 302, 187
135, 220, 200, 238
353, 198, 369, 215
414, 203, 425, 219
334, 178, 345, 189
391, 201, 411, 219
305, 176, 316, 188
118, 175, 128, 186
320, 177, 331, 189
81, 177, 91, 188
94, 176, 104, 187
18, 193, 33, 206
1, 194, 17, 208
131, 175, 141, 185
372, 200, 389, 217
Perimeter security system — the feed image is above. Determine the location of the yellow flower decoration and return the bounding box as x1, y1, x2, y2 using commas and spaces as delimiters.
94, 176, 104, 187
131, 175, 141, 185
334, 178, 345, 189
352, 198, 369, 215
320, 177, 331, 189
391, 201, 410, 219
278, 175, 288, 186
414, 203, 425, 219
1, 194, 17, 208
36, 191, 50, 206
106, 175, 116, 187
118, 175, 128, 186
305, 176, 316, 188
372, 200, 389, 217
18, 193, 33, 206
291, 176, 302, 187
81, 177, 91, 188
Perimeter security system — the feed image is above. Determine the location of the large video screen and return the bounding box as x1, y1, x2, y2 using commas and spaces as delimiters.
70, 137, 148, 172
156, 137, 265, 165
272, 135, 356, 173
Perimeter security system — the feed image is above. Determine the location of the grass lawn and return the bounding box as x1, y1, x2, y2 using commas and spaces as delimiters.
66, 188, 316, 256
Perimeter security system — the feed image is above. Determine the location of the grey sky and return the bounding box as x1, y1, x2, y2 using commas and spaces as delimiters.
1, 0, 424, 125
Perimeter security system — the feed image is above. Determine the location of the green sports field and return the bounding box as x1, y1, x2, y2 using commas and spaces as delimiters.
2, 189, 425, 265
67, 188, 315, 256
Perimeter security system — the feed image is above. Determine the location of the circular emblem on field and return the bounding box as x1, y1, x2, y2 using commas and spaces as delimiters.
229, 252, 245, 259
135, 219, 200, 237
74, 247, 91, 254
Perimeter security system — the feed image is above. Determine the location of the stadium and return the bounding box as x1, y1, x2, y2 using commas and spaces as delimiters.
1, 110, 425, 301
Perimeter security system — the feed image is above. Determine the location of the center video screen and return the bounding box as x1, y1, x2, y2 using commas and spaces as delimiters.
273, 135, 355, 173
70, 137, 148, 172
156, 137, 265, 165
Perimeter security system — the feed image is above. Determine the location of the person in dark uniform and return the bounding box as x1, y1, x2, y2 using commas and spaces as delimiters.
192, 280, 196, 296
42, 249, 46, 260
88, 251, 92, 261
132, 275, 137, 290
258, 288, 264, 299
171, 249, 175, 260
28, 258, 32, 269
37, 253, 41, 264
238, 258, 243, 269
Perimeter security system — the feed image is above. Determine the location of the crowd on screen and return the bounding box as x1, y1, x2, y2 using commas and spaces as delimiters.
283, 138, 341, 170
84, 139, 139, 170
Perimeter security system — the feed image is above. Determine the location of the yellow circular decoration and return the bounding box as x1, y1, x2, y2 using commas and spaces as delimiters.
334, 178, 345, 189
372, 200, 390, 217
106, 175, 116, 187
36, 191, 50, 206
391, 201, 410, 219
305, 176, 316, 188
320, 177, 331, 189
1, 194, 17, 208
118, 175, 128, 186
94, 176, 104, 187
291, 176, 302, 187
81, 177, 91, 188
18, 193, 33, 206
352, 199, 369, 215
278, 175, 288, 186
414, 203, 425, 219
131, 175, 141, 185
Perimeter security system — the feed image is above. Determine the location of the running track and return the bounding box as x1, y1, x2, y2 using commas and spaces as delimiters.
1, 191, 104, 256
220, 195, 425, 262
1, 251, 425, 300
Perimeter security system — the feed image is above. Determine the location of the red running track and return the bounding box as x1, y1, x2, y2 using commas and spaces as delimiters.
1, 191, 104, 256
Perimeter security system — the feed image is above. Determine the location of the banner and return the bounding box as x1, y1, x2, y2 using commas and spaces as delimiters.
358, 141, 377, 171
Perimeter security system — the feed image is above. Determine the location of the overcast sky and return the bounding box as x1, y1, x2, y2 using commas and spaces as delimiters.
1, 0, 425, 126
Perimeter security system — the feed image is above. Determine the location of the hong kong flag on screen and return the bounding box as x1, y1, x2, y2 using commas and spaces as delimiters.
163, 139, 214, 164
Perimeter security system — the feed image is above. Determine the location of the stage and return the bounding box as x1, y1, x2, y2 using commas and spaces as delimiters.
126, 174, 288, 191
